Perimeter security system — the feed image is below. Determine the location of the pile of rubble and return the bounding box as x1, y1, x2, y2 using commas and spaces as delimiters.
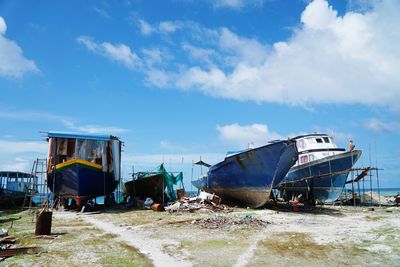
189, 215, 271, 229
165, 191, 233, 213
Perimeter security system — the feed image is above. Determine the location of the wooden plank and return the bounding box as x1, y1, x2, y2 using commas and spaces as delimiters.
0, 247, 42, 257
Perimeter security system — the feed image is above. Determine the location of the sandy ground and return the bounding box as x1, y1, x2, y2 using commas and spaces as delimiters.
82, 215, 192, 267
50, 205, 400, 267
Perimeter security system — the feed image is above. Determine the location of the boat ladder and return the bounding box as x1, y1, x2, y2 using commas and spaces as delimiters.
22, 158, 51, 210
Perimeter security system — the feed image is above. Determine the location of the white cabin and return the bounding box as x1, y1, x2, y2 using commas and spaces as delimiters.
293, 134, 346, 167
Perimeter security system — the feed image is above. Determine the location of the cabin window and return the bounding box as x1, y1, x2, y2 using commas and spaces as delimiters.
57, 138, 68, 156
309, 154, 315, 161
75, 139, 105, 164
56, 138, 77, 162
53, 138, 107, 166
67, 139, 76, 157
323, 137, 330, 143
300, 155, 309, 164
316, 138, 323, 143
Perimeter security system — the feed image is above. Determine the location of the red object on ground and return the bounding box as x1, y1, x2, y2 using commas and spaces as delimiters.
150, 203, 165, 212
292, 199, 299, 212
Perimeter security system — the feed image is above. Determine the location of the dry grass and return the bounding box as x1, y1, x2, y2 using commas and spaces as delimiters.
1, 206, 400, 266
0, 209, 153, 267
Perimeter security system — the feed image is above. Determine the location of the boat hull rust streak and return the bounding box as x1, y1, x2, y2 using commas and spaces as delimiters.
192, 141, 298, 208
279, 150, 362, 202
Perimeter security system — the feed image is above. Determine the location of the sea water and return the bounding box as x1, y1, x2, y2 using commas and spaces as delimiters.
345, 186, 400, 196
373, 188, 400, 196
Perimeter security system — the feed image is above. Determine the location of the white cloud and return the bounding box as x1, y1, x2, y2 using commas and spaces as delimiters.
77, 36, 141, 69
159, 21, 181, 33
137, 19, 182, 35
0, 139, 47, 172
93, 6, 111, 19
74, 1, 400, 112
218, 28, 269, 66
63, 120, 128, 134
142, 48, 164, 66
0, 17, 6, 34
0, 140, 48, 154
138, 19, 155, 35
0, 110, 67, 122
212, 0, 264, 9
0, 110, 129, 134
182, 43, 216, 65
144, 68, 173, 88
216, 123, 283, 148
364, 117, 400, 133
150, 0, 400, 110
0, 158, 31, 172
0, 16, 39, 78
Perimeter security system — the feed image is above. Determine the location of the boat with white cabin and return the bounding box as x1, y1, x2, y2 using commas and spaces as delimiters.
277, 133, 362, 203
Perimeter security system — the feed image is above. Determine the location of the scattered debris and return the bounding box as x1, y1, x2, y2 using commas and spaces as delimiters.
0, 229, 8, 238
144, 198, 154, 209
176, 189, 186, 200
151, 203, 165, 212
0, 247, 42, 261
0, 236, 17, 244
27, 235, 57, 240
359, 192, 380, 204
198, 191, 220, 204
167, 219, 195, 225
165, 192, 233, 213
189, 215, 271, 229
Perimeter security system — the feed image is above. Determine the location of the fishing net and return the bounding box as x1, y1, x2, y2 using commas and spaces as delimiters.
137, 164, 184, 201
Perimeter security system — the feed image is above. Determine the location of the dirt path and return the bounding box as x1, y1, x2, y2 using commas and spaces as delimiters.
233, 229, 269, 267
81, 215, 192, 267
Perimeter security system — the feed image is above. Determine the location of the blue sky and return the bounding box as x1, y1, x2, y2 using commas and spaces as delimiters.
0, 0, 399, 190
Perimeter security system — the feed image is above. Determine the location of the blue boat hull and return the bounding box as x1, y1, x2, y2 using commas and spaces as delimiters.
47, 165, 118, 204
192, 141, 298, 208
278, 150, 362, 203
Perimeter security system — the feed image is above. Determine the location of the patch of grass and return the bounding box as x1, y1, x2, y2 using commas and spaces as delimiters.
100, 233, 118, 239
200, 239, 231, 248
53, 219, 88, 228
82, 237, 106, 246
373, 226, 398, 237
52, 250, 72, 259
365, 215, 386, 221
257, 232, 334, 259
2, 211, 153, 267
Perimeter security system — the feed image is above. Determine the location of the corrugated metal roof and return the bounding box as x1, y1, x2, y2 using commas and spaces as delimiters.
46, 131, 115, 141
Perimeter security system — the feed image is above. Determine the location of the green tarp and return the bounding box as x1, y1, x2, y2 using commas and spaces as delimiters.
137, 164, 184, 201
